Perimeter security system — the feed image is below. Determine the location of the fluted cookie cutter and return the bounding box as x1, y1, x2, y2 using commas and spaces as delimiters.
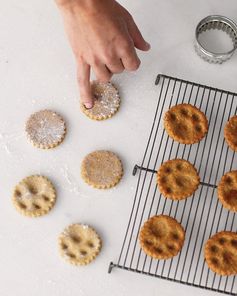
195, 15, 237, 64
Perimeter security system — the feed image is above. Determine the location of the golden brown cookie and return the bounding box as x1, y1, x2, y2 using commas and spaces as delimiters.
25, 109, 66, 149
157, 159, 200, 200
204, 231, 237, 276
164, 103, 208, 144
81, 81, 120, 120
224, 115, 237, 152
217, 170, 237, 212
139, 215, 185, 259
81, 150, 123, 189
58, 223, 102, 266
12, 175, 56, 217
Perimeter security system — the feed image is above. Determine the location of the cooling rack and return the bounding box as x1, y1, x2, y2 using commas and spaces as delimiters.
109, 74, 237, 295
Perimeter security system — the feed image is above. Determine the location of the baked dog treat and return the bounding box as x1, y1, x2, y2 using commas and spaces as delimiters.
157, 159, 200, 200
12, 175, 56, 217
25, 109, 66, 149
139, 215, 185, 260
204, 231, 237, 276
164, 103, 208, 144
58, 223, 102, 265
217, 170, 237, 212
224, 115, 237, 152
81, 150, 123, 189
81, 81, 120, 120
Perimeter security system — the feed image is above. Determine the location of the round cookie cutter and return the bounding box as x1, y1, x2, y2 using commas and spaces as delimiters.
195, 15, 237, 63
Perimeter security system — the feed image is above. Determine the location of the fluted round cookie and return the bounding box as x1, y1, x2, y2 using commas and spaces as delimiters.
58, 223, 102, 266
204, 231, 237, 275
164, 103, 208, 144
157, 159, 200, 200
217, 170, 237, 212
25, 109, 66, 149
81, 81, 120, 120
12, 175, 56, 217
81, 150, 123, 189
224, 115, 237, 152
139, 215, 185, 259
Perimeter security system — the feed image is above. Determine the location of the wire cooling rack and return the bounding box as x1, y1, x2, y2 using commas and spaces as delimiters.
109, 74, 237, 295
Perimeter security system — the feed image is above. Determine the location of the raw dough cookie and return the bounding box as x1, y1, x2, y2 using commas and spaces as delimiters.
81, 81, 120, 120
25, 109, 66, 149
12, 175, 56, 217
157, 159, 200, 200
139, 215, 185, 259
81, 150, 123, 189
204, 231, 237, 275
164, 103, 208, 144
58, 223, 102, 265
224, 115, 237, 152
217, 170, 237, 212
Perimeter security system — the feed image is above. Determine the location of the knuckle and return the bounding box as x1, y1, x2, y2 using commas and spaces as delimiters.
90, 56, 100, 67
77, 74, 86, 85
77, 75, 84, 85
76, 54, 87, 65
104, 52, 116, 64
105, 56, 115, 65
112, 67, 124, 74
124, 9, 133, 21
130, 59, 141, 71
121, 40, 133, 53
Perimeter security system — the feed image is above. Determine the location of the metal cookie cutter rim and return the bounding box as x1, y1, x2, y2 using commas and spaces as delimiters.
195, 15, 237, 63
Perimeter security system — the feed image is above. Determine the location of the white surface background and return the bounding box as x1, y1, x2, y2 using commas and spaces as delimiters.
0, 0, 237, 295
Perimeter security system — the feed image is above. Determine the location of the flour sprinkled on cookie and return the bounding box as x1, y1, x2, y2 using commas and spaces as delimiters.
25, 109, 66, 149
81, 81, 120, 120
81, 150, 123, 189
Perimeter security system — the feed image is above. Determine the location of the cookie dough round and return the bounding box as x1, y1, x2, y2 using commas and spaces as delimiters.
157, 159, 200, 200
139, 215, 185, 260
224, 115, 237, 152
81, 81, 120, 120
25, 109, 66, 149
81, 150, 123, 189
58, 223, 102, 266
204, 231, 237, 275
12, 175, 56, 217
164, 103, 208, 144
217, 170, 237, 212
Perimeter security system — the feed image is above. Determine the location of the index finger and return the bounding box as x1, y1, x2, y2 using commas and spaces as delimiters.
77, 61, 93, 109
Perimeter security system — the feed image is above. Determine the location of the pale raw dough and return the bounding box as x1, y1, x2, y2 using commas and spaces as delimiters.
12, 175, 56, 217
58, 223, 102, 265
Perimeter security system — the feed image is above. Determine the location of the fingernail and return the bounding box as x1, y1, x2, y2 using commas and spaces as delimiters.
84, 102, 93, 109
146, 42, 151, 49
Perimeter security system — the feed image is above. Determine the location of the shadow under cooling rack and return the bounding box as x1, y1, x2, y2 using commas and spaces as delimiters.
109, 74, 237, 295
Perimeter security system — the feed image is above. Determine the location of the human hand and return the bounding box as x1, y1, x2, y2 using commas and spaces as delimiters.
56, 0, 150, 108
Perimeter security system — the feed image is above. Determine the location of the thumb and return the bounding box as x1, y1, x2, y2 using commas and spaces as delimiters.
126, 17, 150, 51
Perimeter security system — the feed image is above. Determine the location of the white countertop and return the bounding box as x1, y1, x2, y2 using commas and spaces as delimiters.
1, 0, 237, 295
